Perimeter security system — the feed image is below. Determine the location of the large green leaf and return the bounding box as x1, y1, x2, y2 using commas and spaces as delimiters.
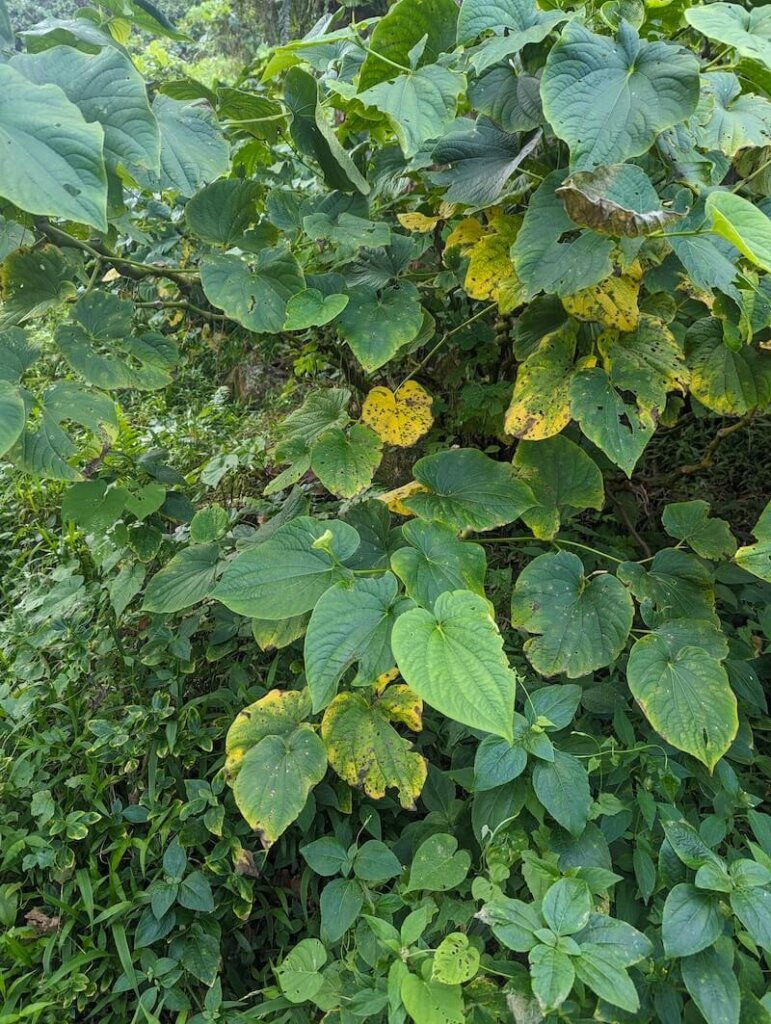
696, 73, 771, 156
12, 45, 160, 177
212, 517, 359, 619
573, 945, 640, 1013
662, 500, 736, 560
510, 551, 633, 677
391, 589, 518, 739
529, 944, 574, 1012
401, 975, 465, 1024
542, 878, 592, 936
200, 249, 305, 334
0, 63, 106, 230
391, 519, 487, 609
556, 164, 682, 237
62, 479, 128, 535
55, 293, 178, 391
233, 726, 327, 846
225, 689, 312, 777
322, 689, 427, 808
0, 381, 25, 458
304, 572, 411, 711
457, 0, 567, 73
185, 179, 262, 245
468, 67, 543, 133
142, 544, 219, 614
16, 382, 118, 481
686, 3, 771, 70
706, 191, 771, 273
685, 318, 771, 415
310, 424, 382, 498
662, 883, 723, 957
532, 749, 591, 836
730, 886, 771, 952
735, 501, 771, 582
141, 95, 229, 197
598, 315, 689, 417
404, 447, 536, 532
541, 21, 699, 169
618, 549, 716, 625
511, 171, 615, 298
277, 938, 327, 1004
337, 283, 423, 371
513, 435, 604, 540
680, 946, 740, 1024
284, 66, 369, 194
359, 65, 465, 158
431, 118, 540, 207
404, 833, 471, 893
569, 367, 655, 476
626, 619, 737, 770
358, 0, 459, 90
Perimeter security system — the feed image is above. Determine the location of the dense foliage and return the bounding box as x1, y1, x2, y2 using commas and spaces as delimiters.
1, 0, 771, 1020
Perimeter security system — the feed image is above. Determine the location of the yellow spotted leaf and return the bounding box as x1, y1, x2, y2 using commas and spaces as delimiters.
562, 260, 642, 331
377, 479, 428, 516
361, 381, 434, 447
378, 683, 424, 731
225, 688, 311, 779
375, 667, 401, 692
445, 217, 485, 252
439, 201, 457, 220
397, 212, 440, 232
465, 233, 526, 313
321, 691, 427, 808
504, 322, 578, 439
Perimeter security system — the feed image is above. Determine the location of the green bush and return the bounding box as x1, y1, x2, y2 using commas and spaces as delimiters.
0, 0, 771, 1020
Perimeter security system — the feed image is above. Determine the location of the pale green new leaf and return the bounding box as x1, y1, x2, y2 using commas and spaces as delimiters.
541, 21, 699, 170
510, 551, 634, 677
400, 975, 465, 1024
626, 619, 737, 770
391, 589, 517, 740
211, 516, 359, 618
706, 190, 771, 273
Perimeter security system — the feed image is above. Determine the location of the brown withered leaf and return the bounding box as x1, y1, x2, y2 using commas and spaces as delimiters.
556, 164, 682, 237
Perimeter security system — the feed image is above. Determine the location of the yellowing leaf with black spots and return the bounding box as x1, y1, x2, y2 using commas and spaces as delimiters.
377, 683, 424, 731
445, 217, 485, 252
464, 232, 526, 313
225, 688, 312, 778
600, 315, 689, 416
627, 619, 736, 771
562, 260, 642, 331
321, 690, 427, 808
361, 381, 434, 447
397, 212, 440, 232
432, 933, 481, 984
310, 424, 383, 498
686, 317, 771, 416
377, 479, 427, 516
504, 322, 578, 439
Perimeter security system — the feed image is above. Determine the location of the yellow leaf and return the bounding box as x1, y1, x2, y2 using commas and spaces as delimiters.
445, 217, 485, 252
378, 683, 424, 731
377, 479, 427, 516
321, 691, 427, 808
465, 234, 525, 313
361, 380, 434, 447
439, 201, 457, 220
375, 667, 400, 692
504, 323, 578, 439
398, 212, 440, 232
225, 689, 311, 779
562, 259, 643, 331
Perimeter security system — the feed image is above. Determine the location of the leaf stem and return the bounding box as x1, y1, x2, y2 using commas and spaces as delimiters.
397, 303, 497, 387
477, 535, 626, 565
353, 37, 411, 75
